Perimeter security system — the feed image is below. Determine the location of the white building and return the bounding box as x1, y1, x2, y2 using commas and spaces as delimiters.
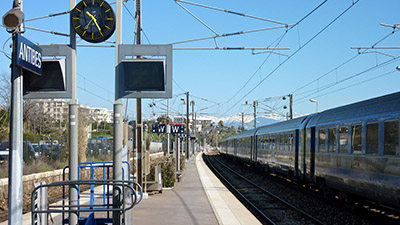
34, 99, 113, 123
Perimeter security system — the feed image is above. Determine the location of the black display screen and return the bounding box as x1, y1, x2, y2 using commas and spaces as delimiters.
122, 60, 165, 92
24, 60, 65, 92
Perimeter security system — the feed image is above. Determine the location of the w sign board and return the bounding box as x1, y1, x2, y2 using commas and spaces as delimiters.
170, 124, 185, 134
152, 124, 166, 133
152, 124, 185, 134
14, 34, 42, 76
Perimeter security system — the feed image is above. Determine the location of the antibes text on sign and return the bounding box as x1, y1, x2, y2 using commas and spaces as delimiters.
14, 34, 42, 76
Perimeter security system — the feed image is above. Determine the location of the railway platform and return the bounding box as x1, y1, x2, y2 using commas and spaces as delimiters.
0, 152, 260, 225
134, 152, 261, 225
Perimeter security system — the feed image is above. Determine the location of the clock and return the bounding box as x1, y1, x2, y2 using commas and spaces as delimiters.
71, 0, 116, 43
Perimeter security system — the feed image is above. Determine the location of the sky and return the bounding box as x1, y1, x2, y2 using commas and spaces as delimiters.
1, 0, 400, 123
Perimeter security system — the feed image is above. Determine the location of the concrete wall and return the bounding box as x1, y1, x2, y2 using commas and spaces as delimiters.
0, 167, 106, 212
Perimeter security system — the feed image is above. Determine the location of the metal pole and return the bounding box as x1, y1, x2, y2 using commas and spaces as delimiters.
136, 100, 143, 187
8, 1, 23, 224
68, 0, 79, 224
191, 101, 195, 155
289, 94, 293, 119
135, 0, 143, 189
113, 102, 123, 224
144, 125, 147, 194
241, 112, 244, 131
185, 92, 190, 160
253, 101, 257, 128
167, 99, 170, 154
68, 104, 78, 225
176, 135, 180, 172
113, 1, 123, 224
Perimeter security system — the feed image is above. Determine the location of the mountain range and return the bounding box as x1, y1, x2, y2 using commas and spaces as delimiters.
196, 113, 283, 130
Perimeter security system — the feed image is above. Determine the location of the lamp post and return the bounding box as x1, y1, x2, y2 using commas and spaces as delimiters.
245, 100, 258, 128
180, 97, 185, 158
309, 98, 318, 113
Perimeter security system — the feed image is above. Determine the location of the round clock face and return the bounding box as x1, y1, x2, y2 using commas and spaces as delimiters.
71, 0, 116, 43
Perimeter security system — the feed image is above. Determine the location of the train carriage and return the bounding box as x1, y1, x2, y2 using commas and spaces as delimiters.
220, 91, 400, 208
306, 91, 400, 207
255, 116, 310, 179
221, 129, 257, 161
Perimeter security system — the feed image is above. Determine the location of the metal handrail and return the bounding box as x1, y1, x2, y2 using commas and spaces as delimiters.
31, 179, 143, 225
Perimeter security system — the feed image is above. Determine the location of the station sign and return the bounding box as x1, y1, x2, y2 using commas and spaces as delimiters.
152, 124, 166, 133
14, 34, 42, 76
152, 124, 185, 134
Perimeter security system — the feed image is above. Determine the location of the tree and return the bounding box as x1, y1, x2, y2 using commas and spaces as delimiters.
156, 115, 171, 124
0, 73, 10, 110
0, 73, 10, 141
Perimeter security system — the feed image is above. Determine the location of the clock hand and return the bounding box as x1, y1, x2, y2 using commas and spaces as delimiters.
85, 17, 94, 29
86, 11, 102, 33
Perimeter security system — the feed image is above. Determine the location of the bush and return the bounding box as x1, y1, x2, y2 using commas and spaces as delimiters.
180, 156, 185, 171
147, 155, 176, 188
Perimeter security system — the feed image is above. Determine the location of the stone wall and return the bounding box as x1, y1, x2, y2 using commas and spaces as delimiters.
0, 154, 161, 214
0, 166, 108, 213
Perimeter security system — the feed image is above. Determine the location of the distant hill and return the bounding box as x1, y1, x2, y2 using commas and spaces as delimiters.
222, 115, 281, 130
145, 113, 283, 130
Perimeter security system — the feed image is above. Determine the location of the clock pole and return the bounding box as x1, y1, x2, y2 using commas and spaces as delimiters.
135, 0, 143, 190
113, 0, 123, 224
68, 0, 79, 225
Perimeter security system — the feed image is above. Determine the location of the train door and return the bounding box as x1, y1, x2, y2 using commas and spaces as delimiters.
309, 127, 316, 182
300, 128, 307, 181
252, 135, 258, 162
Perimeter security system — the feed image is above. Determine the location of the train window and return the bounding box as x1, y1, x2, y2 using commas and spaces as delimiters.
351, 125, 362, 154
339, 127, 348, 153
384, 120, 399, 156
366, 122, 379, 155
284, 133, 288, 151
319, 129, 326, 152
328, 128, 337, 152
279, 134, 283, 150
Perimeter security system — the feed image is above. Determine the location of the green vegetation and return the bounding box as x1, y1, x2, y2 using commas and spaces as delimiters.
0, 156, 68, 178
91, 130, 113, 138
147, 155, 176, 188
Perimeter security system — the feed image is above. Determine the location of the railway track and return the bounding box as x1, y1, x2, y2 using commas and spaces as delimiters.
204, 153, 324, 225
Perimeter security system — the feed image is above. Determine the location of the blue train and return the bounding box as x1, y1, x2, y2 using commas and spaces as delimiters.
220, 91, 400, 208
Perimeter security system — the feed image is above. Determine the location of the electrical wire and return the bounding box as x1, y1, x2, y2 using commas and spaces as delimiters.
292, 29, 399, 94
191, 95, 220, 104
221, 0, 330, 110
2, 36, 12, 60
295, 69, 398, 105
173, 79, 186, 92
221, 0, 360, 116
294, 56, 400, 103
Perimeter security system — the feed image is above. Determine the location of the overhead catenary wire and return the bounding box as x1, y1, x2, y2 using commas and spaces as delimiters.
294, 69, 398, 106
294, 56, 400, 103
221, 0, 359, 117
175, 0, 289, 25
220, 0, 330, 110
172, 0, 291, 53
170, 25, 291, 46
292, 29, 399, 94
24, 10, 71, 22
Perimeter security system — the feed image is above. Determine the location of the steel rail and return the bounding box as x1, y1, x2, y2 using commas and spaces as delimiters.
206, 154, 325, 225
204, 154, 275, 225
